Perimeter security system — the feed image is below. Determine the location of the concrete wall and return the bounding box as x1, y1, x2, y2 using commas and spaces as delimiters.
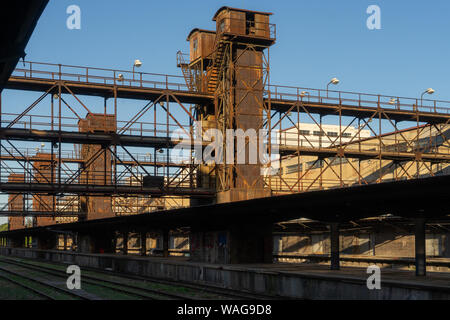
274, 231, 450, 259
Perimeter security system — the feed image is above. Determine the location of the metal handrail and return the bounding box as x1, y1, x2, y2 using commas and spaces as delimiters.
9, 61, 450, 114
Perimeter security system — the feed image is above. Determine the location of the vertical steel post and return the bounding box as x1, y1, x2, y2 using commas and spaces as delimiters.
415, 218, 426, 276
330, 222, 340, 270
122, 231, 128, 255
163, 229, 169, 258
140, 232, 147, 256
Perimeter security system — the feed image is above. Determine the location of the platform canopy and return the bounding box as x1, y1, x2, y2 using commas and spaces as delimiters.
0, 0, 48, 93
1, 175, 449, 237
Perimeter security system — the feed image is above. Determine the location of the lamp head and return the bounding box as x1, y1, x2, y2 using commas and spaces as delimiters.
425, 88, 435, 95
389, 98, 397, 105
330, 78, 340, 85
134, 59, 142, 68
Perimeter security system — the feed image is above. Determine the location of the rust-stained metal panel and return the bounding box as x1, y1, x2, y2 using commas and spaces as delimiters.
8, 174, 25, 230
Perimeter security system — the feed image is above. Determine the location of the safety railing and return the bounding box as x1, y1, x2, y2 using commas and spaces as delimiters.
11, 61, 190, 92
0, 112, 192, 138
9, 61, 450, 115
0, 146, 194, 166
278, 131, 450, 155
266, 84, 450, 115
0, 166, 198, 189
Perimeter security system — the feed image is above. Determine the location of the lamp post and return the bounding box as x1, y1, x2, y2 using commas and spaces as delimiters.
132, 59, 142, 81
389, 98, 397, 108
420, 88, 435, 109
326, 78, 340, 98
300, 91, 310, 101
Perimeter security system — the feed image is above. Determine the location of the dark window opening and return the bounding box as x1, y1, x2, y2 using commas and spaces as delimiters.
246, 12, 255, 35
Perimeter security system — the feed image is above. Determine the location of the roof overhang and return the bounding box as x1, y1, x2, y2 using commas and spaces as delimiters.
186, 28, 216, 41
0, 0, 48, 93
212, 6, 273, 21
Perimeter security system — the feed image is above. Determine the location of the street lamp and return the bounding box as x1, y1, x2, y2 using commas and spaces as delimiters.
117, 74, 124, 82
300, 91, 310, 100
133, 59, 142, 81
327, 78, 340, 97
421, 88, 435, 108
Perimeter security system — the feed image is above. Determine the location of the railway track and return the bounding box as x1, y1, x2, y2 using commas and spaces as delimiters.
0, 270, 56, 300
0, 257, 189, 300
0, 256, 282, 300
0, 264, 88, 300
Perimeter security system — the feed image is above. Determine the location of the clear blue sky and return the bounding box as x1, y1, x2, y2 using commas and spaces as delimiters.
2, 0, 450, 224
21, 0, 450, 98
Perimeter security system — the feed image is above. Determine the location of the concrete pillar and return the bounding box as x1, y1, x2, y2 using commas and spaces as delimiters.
190, 223, 273, 264
330, 222, 340, 270
112, 233, 117, 254
72, 233, 78, 251
140, 232, 147, 256
76, 232, 114, 253
229, 224, 273, 264
122, 232, 128, 255
162, 229, 169, 258
10, 236, 24, 248
36, 233, 57, 250
63, 234, 67, 251
415, 218, 426, 276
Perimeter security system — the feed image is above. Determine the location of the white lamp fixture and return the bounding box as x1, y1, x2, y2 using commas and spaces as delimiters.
423, 88, 435, 95
117, 74, 124, 82
133, 59, 142, 81
421, 88, 435, 107
329, 77, 340, 85
327, 78, 340, 97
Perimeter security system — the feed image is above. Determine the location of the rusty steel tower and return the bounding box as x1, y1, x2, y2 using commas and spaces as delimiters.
179, 7, 276, 202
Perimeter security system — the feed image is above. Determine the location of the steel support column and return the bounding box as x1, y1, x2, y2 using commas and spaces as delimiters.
122, 232, 128, 255
330, 222, 340, 270
163, 229, 169, 258
415, 218, 426, 276
140, 232, 147, 256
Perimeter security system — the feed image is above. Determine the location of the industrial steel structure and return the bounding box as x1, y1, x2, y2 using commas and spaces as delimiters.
1, 7, 450, 278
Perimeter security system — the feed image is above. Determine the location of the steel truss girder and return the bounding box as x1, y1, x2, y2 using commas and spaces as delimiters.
0, 183, 214, 197
7, 77, 450, 123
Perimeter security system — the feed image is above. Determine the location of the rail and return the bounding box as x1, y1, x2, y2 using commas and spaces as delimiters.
8, 61, 450, 115
11, 61, 190, 92
266, 84, 450, 115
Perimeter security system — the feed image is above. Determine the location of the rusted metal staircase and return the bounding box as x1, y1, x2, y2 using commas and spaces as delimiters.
177, 51, 195, 91
206, 39, 227, 94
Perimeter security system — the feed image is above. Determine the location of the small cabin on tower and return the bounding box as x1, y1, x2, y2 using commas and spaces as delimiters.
187, 29, 216, 63
212, 7, 275, 44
